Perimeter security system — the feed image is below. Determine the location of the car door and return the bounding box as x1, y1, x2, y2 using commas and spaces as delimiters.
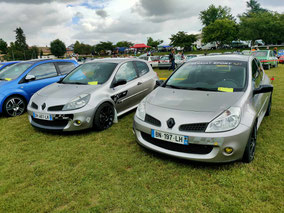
111, 61, 143, 113
20, 62, 60, 99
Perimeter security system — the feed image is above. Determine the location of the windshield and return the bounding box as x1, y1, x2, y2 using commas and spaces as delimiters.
62, 62, 117, 85
252, 51, 268, 57
165, 61, 247, 92
0, 63, 32, 81
160, 56, 169, 60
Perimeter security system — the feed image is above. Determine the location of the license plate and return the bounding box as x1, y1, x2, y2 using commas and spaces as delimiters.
151, 129, 189, 145
33, 112, 52, 121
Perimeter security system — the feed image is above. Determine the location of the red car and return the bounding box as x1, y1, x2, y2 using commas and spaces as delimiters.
279, 55, 284, 64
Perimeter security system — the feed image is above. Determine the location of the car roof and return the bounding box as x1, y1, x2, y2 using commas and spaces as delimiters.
190, 55, 252, 62
0, 61, 19, 65
14, 59, 77, 65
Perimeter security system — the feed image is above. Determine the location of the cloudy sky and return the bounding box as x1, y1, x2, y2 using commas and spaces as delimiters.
0, 0, 283, 47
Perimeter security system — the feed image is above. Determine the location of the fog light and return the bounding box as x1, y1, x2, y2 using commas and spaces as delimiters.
224, 147, 233, 154
74, 120, 82, 126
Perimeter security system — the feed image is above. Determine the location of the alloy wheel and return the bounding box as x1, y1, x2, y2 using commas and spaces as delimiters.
5, 97, 26, 117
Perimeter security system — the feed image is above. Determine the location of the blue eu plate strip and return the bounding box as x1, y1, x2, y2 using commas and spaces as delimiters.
151, 129, 155, 137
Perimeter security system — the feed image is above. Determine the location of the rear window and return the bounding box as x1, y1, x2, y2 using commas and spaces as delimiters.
134, 61, 149, 76
57, 62, 76, 75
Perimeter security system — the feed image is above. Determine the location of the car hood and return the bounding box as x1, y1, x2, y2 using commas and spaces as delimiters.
37, 83, 101, 100
147, 87, 243, 113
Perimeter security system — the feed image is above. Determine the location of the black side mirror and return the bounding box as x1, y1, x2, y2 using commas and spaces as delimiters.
25, 74, 36, 82
58, 77, 64, 83
113, 79, 127, 87
156, 80, 164, 87
253, 85, 273, 95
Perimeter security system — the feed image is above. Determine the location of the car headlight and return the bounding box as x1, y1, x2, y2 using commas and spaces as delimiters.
206, 107, 241, 132
62, 94, 90, 111
136, 98, 147, 121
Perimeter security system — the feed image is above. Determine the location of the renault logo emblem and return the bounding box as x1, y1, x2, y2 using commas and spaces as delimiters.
167, 118, 175, 128
42, 103, 46, 110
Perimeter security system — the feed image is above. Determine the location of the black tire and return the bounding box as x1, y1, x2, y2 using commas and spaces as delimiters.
3, 96, 26, 117
265, 95, 272, 116
93, 102, 114, 131
242, 123, 257, 163
266, 64, 270, 70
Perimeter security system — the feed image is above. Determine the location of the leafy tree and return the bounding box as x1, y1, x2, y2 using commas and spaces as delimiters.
14, 27, 28, 51
169, 31, 197, 51
239, 12, 284, 45
147, 37, 163, 48
29, 46, 39, 59
199, 5, 234, 26
95, 41, 114, 54
50, 39, 66, 57
244, 0, 267, 16
74, 41, 93, 55
115, 41, 134, 48
0, 39, 8, 54
202, 19, 238, 46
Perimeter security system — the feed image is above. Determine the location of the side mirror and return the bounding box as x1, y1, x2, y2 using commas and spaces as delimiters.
25, 74, 36, 81
113, 79, 127, 87
58, 77, 64, 83
253, 84, 273, 95
156, 80, 164, 87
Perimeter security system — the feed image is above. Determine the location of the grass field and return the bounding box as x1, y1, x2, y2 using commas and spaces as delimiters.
0, 65, 283, 212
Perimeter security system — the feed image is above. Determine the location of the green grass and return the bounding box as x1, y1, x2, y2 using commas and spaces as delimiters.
0, 65, 284, 212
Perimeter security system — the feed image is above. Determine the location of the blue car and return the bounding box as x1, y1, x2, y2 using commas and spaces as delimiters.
0, 59, 78, 117
0, 61, 19, 71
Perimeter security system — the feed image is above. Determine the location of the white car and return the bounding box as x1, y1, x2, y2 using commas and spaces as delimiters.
138, 55, 160, 68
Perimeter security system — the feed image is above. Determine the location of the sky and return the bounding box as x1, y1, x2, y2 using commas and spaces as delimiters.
0, 0, 283, 47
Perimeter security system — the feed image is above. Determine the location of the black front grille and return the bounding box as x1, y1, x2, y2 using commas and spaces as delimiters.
179, 123, 208, 132
48, 105, 64, 111
31, 102, 38, 110
145, 114, 161, 127
32, 117, 69, 128
141, 132, 213, 154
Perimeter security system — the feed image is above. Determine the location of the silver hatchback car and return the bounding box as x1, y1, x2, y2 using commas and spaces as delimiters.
133, 55, 273, 163
28, 58, 158, 131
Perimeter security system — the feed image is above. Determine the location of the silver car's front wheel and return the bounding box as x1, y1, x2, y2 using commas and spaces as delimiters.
242, 124, 257, 163
93, 102, 114, 131
4, 96, 26, 117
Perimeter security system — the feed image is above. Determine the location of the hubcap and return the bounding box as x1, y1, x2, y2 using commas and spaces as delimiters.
99, 106, 114, 129
6, 98, 25, 117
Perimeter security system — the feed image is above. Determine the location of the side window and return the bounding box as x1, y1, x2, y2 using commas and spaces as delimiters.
28, 63, 58, 80
134, 61, 149, 76
252, 59, 261, 88
115, 62, 138, 82
57, 62, 76, 75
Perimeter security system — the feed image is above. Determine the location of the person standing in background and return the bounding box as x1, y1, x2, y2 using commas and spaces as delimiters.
168, 49, 175, 71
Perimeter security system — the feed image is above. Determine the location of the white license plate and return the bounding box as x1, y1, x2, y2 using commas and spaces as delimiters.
151, 129, 189, 145
33, 112, 52, 121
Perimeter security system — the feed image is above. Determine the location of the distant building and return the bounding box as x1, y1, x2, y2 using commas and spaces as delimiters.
38, 46, 51, 56
66, 44, 75, 57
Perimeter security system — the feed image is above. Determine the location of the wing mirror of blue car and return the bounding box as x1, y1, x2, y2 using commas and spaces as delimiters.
58, 77, 64, 83
25, 74, 36, 82
113, 79, 127, 87
253, 85, 273, 95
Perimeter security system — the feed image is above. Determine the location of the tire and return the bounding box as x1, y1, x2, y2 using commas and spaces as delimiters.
242, 123, 257, 163
93, 102, 114, 131
265, 95, 272, 116
3, 96, 26, 117
266, 64, 270, 70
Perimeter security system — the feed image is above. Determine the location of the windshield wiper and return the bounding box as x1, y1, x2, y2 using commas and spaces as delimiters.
187, 87, 219, 92
61, 82, 88, 85
165, 85, 187, 89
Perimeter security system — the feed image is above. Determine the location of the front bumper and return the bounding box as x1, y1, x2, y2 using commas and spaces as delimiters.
133, 116, 251, 163
27, 105, 95, 131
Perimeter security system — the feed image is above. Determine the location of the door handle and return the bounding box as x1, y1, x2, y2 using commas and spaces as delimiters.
137, 82, 143, 85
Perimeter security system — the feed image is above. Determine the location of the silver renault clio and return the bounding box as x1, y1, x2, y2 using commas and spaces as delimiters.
28, 58, 158, 131
133, 55, 273, 163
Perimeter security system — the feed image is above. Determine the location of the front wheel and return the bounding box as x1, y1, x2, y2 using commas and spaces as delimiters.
93, 102, 114, 131
3, 96, 26, 117
266, 64, 270, 70
242, 124, 257, 163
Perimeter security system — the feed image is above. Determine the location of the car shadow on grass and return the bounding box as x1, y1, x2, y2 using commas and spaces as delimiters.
137, 143, 240, 170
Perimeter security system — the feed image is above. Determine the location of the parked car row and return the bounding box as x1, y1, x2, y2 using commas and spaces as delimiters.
0, 55, 274, 164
